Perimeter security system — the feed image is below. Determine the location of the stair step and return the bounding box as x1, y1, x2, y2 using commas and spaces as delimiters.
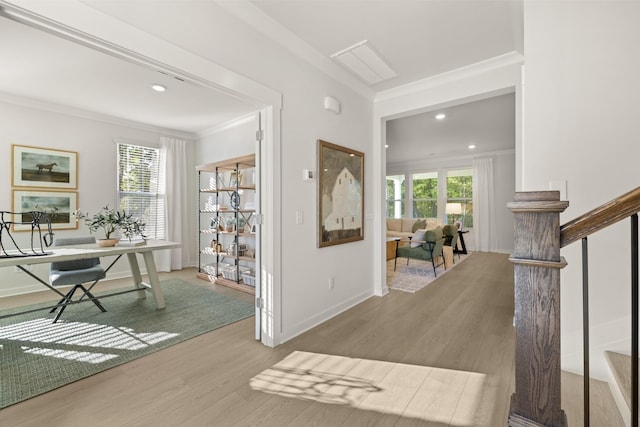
561, 370, 626, 426
605, 350, 639, 426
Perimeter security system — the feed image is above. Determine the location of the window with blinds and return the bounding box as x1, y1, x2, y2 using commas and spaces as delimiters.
117, 143, 165, 239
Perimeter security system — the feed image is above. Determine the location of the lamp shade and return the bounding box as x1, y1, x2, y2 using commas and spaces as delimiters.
446, 203, 463, 215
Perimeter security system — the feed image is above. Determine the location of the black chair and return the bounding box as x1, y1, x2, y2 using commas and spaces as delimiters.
49, 236, 106, 323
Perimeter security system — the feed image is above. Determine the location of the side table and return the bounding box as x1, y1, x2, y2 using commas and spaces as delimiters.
455, 230, 469, 254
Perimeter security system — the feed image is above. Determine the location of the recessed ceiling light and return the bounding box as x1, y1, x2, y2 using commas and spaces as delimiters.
385, 144, 389, 148
468, 144, 476, 150
435, 113, 446, 120
151, 84, 166, 92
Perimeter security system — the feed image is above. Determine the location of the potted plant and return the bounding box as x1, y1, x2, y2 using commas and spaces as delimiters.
237, 217, 246, 233
82, 205, 146, 246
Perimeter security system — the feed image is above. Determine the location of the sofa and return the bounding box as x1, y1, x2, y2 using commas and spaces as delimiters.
386, 217, 444, 239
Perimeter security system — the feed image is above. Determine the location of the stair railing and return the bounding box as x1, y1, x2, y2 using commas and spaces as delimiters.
508, 187, 640, 427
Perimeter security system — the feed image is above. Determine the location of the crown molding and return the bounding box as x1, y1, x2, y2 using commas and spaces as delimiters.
216, 0, 375, 101
0, 91, 197, 140
375, 51, 524, 103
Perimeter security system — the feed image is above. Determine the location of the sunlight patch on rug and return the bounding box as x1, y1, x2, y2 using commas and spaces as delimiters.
386, 252, 470, 293
250, 351, 486, 426
0, 279, 254, 409
0, 318, 178, 352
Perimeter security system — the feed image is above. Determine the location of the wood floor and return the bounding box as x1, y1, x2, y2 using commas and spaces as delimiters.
1, 253, 518, 426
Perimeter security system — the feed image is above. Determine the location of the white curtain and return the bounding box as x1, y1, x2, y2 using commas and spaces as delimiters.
159, 136, 188, 270
472, 157, 497, 252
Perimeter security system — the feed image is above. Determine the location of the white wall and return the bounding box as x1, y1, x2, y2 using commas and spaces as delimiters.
523, 1, 640, 380
73, 1, 375, 344
0, 98, 192, 297
196, 115, 257, 163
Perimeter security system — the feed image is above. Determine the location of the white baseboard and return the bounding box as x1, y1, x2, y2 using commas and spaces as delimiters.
280, 289, 374, 345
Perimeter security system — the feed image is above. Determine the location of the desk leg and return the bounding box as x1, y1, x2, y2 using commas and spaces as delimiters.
142, 251, 165, 309
127, 253, 147, 300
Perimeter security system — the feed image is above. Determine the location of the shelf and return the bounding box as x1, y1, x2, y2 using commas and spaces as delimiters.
200, 248, 220, 255
200, 209, 254, 214
200, 229, 219, 234
215, 231, 255, 237
196, 153, 255, 172
216, 254, 256, 262
200, 185, 256, 193
200, 249, 255, 262
196, 273, 256, 295
197, 153, 257, 297
200, 230, 254, 236
199, 209, 254, 214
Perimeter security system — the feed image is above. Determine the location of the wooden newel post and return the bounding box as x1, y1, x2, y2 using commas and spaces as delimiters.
507, 191, 569, 427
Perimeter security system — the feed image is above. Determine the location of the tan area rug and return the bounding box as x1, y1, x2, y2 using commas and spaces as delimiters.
386, 252, 470, 293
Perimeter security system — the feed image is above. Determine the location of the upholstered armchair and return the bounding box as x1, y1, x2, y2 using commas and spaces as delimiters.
394, 227, 446, 276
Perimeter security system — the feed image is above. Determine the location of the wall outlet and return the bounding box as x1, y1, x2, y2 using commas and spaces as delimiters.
329, 276, 335, 290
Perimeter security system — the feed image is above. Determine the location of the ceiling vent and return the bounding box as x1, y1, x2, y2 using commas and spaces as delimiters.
330, 40, 397, 85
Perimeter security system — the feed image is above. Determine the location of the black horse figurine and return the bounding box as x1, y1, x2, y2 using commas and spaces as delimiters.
0, 210, 54, 258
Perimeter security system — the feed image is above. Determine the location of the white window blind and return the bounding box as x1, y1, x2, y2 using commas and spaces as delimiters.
117, 143, 165, 239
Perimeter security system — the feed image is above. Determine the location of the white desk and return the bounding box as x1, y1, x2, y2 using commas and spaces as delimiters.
0, 239, 180, 314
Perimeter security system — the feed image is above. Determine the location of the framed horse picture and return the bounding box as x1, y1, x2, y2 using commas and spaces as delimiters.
12, 145, 78, 189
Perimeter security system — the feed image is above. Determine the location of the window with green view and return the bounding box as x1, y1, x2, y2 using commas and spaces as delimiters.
412, 172, 438, 218
386, 175, 405, 218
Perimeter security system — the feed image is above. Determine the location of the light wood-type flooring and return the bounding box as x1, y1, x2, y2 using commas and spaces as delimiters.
0, 252, 614, 426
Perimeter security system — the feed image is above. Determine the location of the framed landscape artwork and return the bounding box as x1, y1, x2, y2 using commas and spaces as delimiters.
12, 190, 78, 231
12, 145, 78, 189
317, 139, 364, 248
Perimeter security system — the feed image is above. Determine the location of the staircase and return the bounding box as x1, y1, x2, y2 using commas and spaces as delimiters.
507, 188, 640, 427
562, 369, 626, 426
605, 351, 640, 427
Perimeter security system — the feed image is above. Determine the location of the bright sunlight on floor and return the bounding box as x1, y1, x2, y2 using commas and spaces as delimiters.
0, 318, 179, 364
250, 351, 486, 426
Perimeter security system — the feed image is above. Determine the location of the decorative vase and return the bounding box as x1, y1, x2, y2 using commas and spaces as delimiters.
97, 238, 119, 247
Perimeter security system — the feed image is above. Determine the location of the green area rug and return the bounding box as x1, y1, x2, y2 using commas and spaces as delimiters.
0, 279, 254, 409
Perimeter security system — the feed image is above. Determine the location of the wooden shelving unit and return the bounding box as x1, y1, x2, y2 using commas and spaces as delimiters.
196, 154, 257, 295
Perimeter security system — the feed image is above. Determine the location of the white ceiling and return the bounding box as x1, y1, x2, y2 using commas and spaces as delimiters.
0, 14, 257, 134
0, 0, 522, 153
251, 0, 523, 92
385, 93, 516, 164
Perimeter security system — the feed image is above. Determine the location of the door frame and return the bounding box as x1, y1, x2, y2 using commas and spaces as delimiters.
0, 0, 283, 347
